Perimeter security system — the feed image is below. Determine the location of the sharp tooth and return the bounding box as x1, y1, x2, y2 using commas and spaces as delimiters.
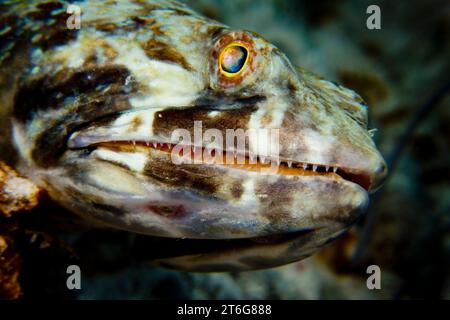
333, 167, 338, 173
260, 156, 266, 164
146, 142, 150, 147
325, 166, 329, 172
152, 142, 157, 148
287, 161, 292, 168
276, 160, 281, 166
132, 141, 136, 146
302, 163, 307, 170
313, 165, 317, 171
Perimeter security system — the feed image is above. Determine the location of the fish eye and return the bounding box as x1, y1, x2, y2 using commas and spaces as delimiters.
219, 43, 249, 76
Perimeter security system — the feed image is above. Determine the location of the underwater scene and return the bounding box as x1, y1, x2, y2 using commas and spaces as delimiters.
0, 0, 449, 300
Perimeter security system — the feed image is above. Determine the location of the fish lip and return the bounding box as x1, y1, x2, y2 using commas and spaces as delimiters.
68, 132, 384, 192
333, 164, 387, 194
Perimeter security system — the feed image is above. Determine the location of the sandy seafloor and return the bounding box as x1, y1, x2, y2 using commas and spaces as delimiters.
9, 0, 450, 299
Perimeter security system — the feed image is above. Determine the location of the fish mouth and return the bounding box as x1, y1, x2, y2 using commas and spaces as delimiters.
69, 137, 379, 192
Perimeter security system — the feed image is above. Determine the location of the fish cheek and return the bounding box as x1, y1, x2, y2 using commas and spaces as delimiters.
143, 152, 220, 198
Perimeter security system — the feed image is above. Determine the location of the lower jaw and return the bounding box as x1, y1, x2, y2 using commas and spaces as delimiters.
131, 226, 350, 272
132, 229, 314, 261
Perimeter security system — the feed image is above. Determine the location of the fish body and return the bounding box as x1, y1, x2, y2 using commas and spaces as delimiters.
0, 0, 387, 271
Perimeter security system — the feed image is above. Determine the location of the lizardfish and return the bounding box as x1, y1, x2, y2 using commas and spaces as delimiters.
0, 0, 387, 271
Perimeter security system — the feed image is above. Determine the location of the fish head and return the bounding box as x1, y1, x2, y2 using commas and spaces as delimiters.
11, 2, 387, 270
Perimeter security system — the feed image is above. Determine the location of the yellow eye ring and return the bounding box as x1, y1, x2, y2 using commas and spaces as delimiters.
219, 42, 249, 77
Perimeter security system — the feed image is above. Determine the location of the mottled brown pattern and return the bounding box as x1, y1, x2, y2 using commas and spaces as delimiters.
90, 14, 161, 34
27, 4, 80, 51
31, 95, 130, 168
277, 111, 314, 156
143, 39, 193, 71
254, 179, 298, 227
143, 152, 220, 197
152, 105, 256, 141
31, 122, 74, 168
14, 65, 132, 123
13, 65, 134, 167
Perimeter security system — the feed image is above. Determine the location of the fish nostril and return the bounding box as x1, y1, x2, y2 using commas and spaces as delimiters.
376, 161, 388, 178
369, 160, 388, 193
